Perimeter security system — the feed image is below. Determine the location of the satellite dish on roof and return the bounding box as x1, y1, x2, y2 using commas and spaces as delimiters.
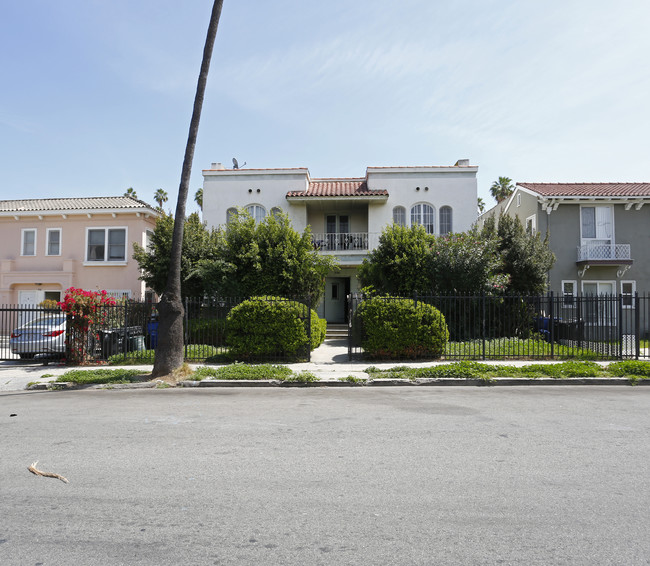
232, 157, 246, 169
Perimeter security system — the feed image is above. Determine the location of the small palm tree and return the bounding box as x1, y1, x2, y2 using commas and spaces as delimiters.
194, 187, 203, 210
477, 197, 485, 214
490, 177, 514, 203
124, 187, 138, 199
154, 188, 168, 209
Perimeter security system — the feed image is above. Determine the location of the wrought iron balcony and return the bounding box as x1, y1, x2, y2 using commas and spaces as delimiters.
312, 232, 378, 252
576, 243, 631, 262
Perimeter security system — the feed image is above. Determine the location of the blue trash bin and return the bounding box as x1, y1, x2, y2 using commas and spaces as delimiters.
147, 320, 159, 348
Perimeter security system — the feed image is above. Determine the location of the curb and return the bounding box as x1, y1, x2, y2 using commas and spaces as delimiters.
26, 377, 648, 391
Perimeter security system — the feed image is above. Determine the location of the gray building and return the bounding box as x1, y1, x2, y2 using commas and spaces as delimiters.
480, 182, 650, 339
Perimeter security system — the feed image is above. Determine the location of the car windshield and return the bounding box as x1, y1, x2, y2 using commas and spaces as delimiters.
23, 316, 66, 328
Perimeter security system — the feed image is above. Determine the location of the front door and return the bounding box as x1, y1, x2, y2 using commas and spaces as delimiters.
323, 277, 347, 323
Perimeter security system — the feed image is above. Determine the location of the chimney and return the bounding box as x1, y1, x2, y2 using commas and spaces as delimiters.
211, 162, 226, 170
454, 159, 470, 167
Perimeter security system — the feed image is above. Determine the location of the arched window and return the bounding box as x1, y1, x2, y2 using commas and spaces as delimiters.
270, 207, 282, 219
245, 204, 266, 223
392, 206, 406, 227
226, 207, 237, 224
439, 206, 453, 235
410, 203, 435, 234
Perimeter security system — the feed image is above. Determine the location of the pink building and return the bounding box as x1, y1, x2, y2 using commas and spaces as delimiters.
0, 196, 160, 306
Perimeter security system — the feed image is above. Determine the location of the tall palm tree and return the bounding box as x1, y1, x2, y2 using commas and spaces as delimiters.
152, 0, 224, 378
154, 188, 168, 209
194, 187, 203, 211
490, 177, 514, 203
124, 187, 138, 199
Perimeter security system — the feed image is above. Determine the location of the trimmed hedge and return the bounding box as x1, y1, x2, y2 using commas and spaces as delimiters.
226, 296, 325, 361
354, 296, 449, 359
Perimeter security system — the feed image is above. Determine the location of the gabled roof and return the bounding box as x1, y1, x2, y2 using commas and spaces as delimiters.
518, 182, 650, 197
287, 178, 389, 198
0, 196, 158, 213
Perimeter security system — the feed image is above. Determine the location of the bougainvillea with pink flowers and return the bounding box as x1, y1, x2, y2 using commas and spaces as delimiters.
58, 288, 116, 364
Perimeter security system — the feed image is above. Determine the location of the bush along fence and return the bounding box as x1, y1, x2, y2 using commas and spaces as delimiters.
0, 295, 323, 364
348, 292, 650, 361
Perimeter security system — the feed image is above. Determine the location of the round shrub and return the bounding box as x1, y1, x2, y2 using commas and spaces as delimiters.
353, 296, 449, 359
226, 296, 325, 361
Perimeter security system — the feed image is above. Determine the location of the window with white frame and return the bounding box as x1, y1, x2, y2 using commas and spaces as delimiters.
621, 280, 636, 308
21, 228, 36, 256
392, 206, 406, 227
580, 205, 613, 259
582, 281, 616, 325
526, 214, 537, 235
271, 207, 282, 219
516, 194, 521, 207
245, 204, 266, 223
562, 280, 576, 307
439, 206, 453, 235
46, 228, 61, 256
226, 207, 237, 224
86, 228, 126, 262
410, 203, 435, 234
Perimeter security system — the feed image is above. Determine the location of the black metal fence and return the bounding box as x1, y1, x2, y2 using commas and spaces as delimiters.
347, 292, 650, 361
0, 296, 313, 364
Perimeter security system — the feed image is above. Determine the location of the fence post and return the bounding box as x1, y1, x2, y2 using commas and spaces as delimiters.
635, 292, 640, 360
306, 295, 311, 363
618, 293, 624, 360
122, 300, 128, 361
481, 292, 486, 361
549, 291, 554, 359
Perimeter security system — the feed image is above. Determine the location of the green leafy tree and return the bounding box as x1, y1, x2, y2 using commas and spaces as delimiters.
429, 229, 507, 294
195, 210, 337, 305
486, 214, 555, 295
358, 224, 435, 295
133, 213, 220, 298
154, 188, 168, 209
490, 177, 514, 203
124, 187, 138, 199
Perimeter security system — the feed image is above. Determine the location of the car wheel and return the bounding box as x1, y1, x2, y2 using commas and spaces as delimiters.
19, 353, 35, 359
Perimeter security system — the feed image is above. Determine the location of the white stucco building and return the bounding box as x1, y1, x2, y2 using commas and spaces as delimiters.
203, 160, 478, 322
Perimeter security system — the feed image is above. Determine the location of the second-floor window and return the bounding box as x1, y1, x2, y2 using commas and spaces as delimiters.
410, 203, 435, 234
439, 206, 453, 235
46, 228, 61, 256
392, 206, 406, 227
245, 204, 266, 223
21, 229, 36, 256
87, 228, 126, 262
581, 205, 612, 242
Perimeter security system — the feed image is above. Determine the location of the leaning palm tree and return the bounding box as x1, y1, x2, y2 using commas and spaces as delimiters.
154, 188, 168, 209
490, 177, 514, 203
152, 0, 224, 378
124, 187, 138, 199
194, 187, 203, 211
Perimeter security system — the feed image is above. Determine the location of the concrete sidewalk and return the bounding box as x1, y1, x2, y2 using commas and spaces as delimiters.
0, 338, 636, 392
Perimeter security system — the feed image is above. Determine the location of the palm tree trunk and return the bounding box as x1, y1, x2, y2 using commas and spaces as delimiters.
152, 0, 224, 377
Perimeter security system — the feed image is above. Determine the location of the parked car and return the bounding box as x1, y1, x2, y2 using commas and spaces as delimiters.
10, 315, 67, 359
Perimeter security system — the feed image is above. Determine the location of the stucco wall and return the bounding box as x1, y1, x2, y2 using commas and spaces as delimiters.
0, 213, 156, 303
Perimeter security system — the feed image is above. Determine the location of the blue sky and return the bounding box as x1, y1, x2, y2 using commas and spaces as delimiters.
1, 1, 649, 214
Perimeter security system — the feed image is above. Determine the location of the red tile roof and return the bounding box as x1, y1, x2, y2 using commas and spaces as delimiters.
0, 196, 158, 213
287, 178, 389, 198
518, 182, 650, 197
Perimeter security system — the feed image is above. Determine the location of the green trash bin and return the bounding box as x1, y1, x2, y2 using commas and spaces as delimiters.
127, 335, 145, 352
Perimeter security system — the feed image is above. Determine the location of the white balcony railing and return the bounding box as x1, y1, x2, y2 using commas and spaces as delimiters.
312, 232, 378, 252
577, 243, 631, 262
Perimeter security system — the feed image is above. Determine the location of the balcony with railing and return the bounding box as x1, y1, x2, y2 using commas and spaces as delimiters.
312, 232, 380, 253
576, 243, 632, 262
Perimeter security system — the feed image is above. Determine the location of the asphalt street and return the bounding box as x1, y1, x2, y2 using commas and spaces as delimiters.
1, 387, 649, 565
